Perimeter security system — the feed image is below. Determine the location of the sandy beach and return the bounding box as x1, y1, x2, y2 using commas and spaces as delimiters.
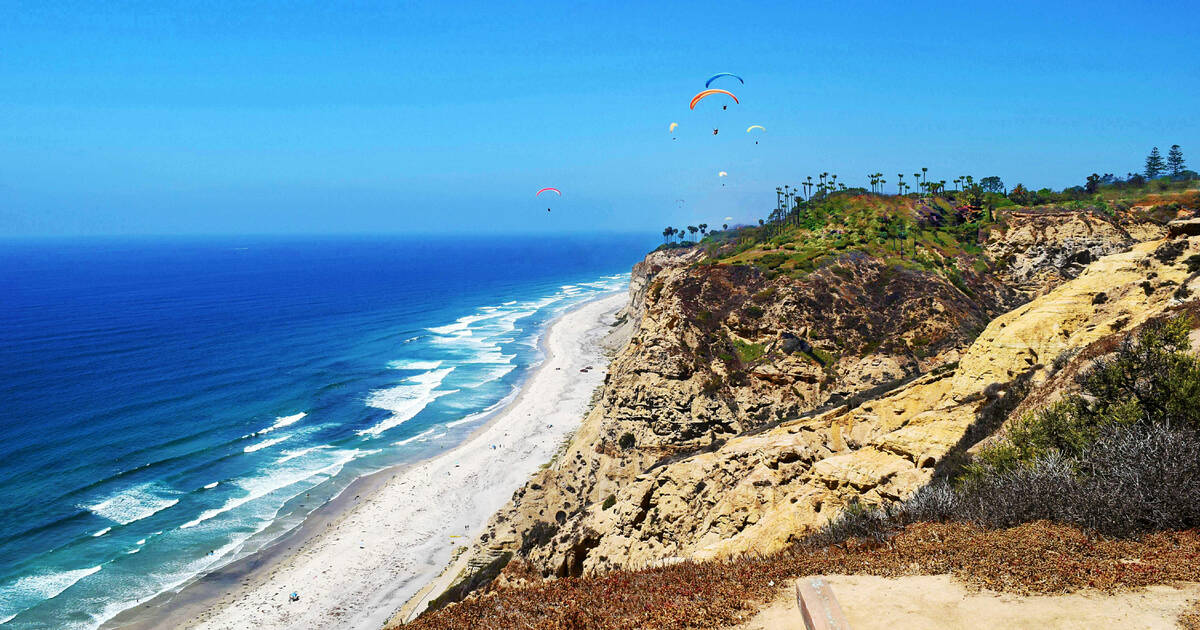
104, 291, 628, 630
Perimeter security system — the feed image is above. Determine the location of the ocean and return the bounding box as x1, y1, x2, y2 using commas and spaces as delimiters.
0, 234, 650, 628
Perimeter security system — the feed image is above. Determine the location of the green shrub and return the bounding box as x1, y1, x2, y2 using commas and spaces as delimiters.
744, 305, 763, 318
967, 315, 1200, 482
602, 495, 616, 510
733, 339, 765, 363
751, 288, 777, 304
618, 432, 635, 449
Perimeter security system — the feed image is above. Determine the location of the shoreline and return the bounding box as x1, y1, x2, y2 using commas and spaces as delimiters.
103, 290, 628, 630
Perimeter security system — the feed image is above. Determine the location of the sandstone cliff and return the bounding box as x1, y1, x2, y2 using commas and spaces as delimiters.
426, 212, 1190, 605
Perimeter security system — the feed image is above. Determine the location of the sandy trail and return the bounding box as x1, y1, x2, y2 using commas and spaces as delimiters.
738, 574, 1200, 630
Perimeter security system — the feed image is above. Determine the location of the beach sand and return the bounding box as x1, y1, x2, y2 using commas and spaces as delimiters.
104, 291, 627, 630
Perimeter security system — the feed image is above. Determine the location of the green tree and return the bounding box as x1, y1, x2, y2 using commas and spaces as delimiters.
979, 176, 1004, 193
1168, 144, 1186, 177
1145, 146, 1166, 179
1085, 173, 1101, 193
1009, 183, 1032, 205
687, 225, 698, 240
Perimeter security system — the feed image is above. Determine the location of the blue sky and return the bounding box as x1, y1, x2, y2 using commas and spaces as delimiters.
1, 0, 1197, 236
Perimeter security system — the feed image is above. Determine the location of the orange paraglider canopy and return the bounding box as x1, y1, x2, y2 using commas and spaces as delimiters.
689, 89, 739, 110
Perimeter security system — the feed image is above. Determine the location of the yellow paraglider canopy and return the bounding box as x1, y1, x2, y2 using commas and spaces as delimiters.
746, 125, 765, 133
668, 122, 678, 133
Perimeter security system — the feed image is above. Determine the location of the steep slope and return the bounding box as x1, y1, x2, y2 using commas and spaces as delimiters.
406, 214, 1186, 620
576, 234, 1198, 569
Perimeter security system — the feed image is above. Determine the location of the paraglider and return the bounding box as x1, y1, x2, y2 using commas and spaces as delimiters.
668, 122, 678, 133
704, 73, 744, 88
689, 89, 738, 110
536, 187, 560, 212
746, 125, 765, 144
718, 171, 728, 186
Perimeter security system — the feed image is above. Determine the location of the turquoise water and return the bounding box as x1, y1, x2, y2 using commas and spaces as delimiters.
0, 234, 649, 628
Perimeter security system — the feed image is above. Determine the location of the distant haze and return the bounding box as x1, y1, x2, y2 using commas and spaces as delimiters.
1, 0, 1197, 236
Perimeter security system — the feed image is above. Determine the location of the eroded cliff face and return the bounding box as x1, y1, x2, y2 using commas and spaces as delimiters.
446, 213, 1188, 593
983, 210, 1165, 297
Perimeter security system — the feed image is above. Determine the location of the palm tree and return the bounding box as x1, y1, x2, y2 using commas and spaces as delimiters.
922, 167, 928, 187
953, 178, 961, 191
897, 173, 905, 195
699, 223, 708, 236
662, 227, 671, 245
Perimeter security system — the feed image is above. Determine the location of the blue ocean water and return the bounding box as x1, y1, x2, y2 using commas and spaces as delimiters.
0, 234, 650, 628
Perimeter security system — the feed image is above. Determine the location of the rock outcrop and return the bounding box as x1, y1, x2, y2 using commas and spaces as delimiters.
983, 211, 1164, 297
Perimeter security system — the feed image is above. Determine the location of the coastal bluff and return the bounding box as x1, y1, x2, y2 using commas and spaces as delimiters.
400, 209, 1197, 619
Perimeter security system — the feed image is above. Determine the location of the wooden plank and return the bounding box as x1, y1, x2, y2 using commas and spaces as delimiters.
796, 577, 852, 630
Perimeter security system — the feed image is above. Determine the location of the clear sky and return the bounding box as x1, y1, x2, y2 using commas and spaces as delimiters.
1, 0, 1197, 237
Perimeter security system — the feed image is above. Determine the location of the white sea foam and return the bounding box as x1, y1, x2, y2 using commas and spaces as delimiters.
91, 527, 111, 537
180, 449, 358, 530
84, 483, 180, 526
392, 427, 438, 446
267, 412, 306, 431
277, 445, 331, 463
386, 359, 443, 370
445, 388, 518, 427
459, 364, 517, 389
359, 367, 456, 437
0, 565, 101, 621
125, 547, 141, 555
470, 347, 515, 364
136, 539, 146, 545
244, 435, 290, 453
202, 482, 219, 490
427, 310, 502, 335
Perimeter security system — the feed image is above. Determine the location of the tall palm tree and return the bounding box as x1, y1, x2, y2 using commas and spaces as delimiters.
921, 167, 928, 187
